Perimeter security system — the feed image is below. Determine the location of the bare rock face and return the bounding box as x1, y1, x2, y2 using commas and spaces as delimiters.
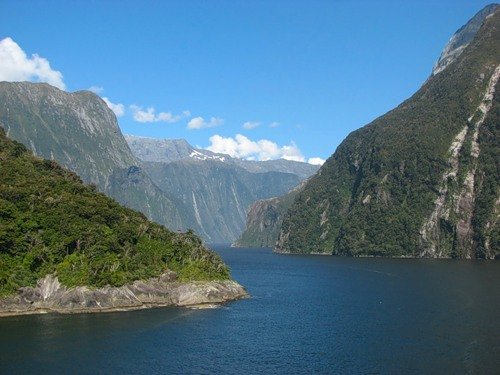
432, 4, 498, 75
0, 273, 248, 317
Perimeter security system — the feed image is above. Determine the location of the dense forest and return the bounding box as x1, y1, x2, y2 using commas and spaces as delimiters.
0, 128, 230, 297
277, 8, 499, 258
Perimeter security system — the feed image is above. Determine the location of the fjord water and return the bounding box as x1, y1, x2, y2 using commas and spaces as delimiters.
1, 247, 499, 374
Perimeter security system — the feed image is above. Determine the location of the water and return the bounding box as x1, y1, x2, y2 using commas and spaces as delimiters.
0, 246, 499, 374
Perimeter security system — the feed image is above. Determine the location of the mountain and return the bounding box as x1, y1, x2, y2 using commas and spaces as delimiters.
0, 82, 191, 231
276, 5, 500, 259
125, 135, 319, 179
234, 181, 306, 248
124, 136, 203, 164
143, 159, 304, 243
125, 135, 319, 243
432, 3, 498, 75
0, 83, 314, 244
0, 127, 234, 299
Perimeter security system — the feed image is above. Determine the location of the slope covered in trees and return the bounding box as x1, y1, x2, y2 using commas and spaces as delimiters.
276, 6, 499, 258
0, 128, 230, 297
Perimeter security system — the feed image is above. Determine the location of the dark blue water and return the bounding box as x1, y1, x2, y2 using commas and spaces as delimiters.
0, 246, 499, 374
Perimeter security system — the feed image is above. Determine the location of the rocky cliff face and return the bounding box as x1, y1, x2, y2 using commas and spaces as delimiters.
145, 159, 303, 243
0, 83, 135, 185
0, 82, 189, 231
235, 181, 306, 248
0, 274, 247, 316
432, 4, 498, 75
276, 5, 500, 258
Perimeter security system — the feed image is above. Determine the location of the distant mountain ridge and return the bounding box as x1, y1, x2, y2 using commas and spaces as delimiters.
126, 135, 319, 242
125, 135, 319, 179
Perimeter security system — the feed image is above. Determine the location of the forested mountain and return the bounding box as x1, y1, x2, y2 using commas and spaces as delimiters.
0, 82, 192, 231
0, 127, 230, 297
275, 5, 499, 258
0, 85, 316, 243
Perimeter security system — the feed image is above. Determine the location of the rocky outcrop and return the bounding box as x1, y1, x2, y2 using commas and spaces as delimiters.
0, 274, 248, 317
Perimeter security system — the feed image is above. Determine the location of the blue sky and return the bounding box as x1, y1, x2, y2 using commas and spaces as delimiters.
0, 0, 494, 163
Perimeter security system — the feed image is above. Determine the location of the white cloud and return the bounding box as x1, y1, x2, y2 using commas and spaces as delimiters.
102, 97, 125, 117
182, 110, 191, 117
206, 134, 306, 162
308, 157, 325, 166
88, 85, 104, 94
187, 116, 224, 130
269, 121, 280, 128
0, 37, 65, 90
242, 121, 261, 130
130, 105, 185, 123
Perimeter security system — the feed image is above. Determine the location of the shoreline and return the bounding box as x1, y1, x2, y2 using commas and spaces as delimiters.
0, 274, 248, 318
0, 298, 247, 318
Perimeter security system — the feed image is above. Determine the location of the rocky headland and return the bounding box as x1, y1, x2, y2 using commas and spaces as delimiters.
0, 272, 248, 317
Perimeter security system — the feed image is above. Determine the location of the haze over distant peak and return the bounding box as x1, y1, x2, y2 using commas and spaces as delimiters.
432, 3, 498, 76
125, 134, 320, 178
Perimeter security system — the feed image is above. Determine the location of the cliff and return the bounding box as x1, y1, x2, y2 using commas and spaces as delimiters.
276, 5, 500, 258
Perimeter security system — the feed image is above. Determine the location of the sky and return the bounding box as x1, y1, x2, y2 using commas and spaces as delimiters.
0, 0, 495, 164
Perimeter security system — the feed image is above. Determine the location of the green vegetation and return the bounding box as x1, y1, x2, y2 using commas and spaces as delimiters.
0, 82, 188, 233
0, 128, 230, 297
277, 9, 499, 258
472, 89, 500, 258
235, 184, 303, 248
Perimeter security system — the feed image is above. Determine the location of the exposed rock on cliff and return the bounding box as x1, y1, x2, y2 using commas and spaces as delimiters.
276, 5, 500, 258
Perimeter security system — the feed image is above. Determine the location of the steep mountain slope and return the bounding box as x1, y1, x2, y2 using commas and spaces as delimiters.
433, 3, 498, 75
145, 159, 302, 243
125, 135, 319, 242
235, 181, 306, 248
1, 83, 135, 185
0, 127, 231, 297
276, 5, 500, 259
0, 82, 189, 231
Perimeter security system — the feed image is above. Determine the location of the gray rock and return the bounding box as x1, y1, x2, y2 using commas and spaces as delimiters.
0, 274, 248, 317
432, 4, 498, 75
